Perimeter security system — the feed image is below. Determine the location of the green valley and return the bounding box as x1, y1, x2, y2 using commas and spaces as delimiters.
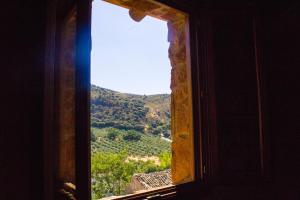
91, 85, 172, 199
91, 84, 171, 139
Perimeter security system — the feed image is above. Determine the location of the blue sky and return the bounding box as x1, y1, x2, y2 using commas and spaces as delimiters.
91, 0, 171, 95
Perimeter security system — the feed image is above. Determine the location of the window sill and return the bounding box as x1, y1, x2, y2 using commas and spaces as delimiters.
100, 185, 177, 200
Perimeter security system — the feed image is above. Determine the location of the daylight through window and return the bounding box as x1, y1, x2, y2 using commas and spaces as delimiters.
91, 1, 194, 199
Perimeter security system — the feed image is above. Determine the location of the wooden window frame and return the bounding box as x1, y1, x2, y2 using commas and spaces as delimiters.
44, 0, 216, 199
76, 1, 209, 198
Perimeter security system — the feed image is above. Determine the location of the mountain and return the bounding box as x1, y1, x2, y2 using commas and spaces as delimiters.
91, 85, 171, 137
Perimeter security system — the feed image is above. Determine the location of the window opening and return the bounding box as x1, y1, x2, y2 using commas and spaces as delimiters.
91, 1, 193, 199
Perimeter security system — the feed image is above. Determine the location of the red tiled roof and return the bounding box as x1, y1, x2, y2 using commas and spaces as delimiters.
133, 169, 172, 189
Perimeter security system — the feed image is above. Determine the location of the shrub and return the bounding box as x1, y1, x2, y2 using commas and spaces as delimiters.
163, 130, 171, 139
91, 151, 135, 199
159, 151, 171, 170
91, 130, 97, 142
122, 130, 141, 141
106, 128, 120, 140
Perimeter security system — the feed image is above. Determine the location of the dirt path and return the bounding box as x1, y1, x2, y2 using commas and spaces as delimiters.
126, 155, 160, 165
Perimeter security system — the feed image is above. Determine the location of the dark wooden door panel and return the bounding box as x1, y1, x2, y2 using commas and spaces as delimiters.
212, 14, 261, 180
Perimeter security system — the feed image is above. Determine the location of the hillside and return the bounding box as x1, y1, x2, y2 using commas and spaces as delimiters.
91, 128, 170, 156
90, 85, 172, 198
91, 84, 171, 138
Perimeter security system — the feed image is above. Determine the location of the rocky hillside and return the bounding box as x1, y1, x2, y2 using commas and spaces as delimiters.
91, 85, 171, 138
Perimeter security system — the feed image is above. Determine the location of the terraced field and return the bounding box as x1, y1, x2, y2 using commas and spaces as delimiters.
91, 128, 171, 156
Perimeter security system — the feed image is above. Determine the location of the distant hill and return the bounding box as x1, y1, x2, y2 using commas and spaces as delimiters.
91, 85, 171, 138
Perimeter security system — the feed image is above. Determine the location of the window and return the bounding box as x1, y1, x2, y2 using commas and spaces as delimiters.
91, 1, 172, 199
50, 0, 204, 199
90, 0, 194, 199
46, 1, 270, 199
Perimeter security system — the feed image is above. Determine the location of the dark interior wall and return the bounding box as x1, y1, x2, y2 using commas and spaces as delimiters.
260, 7, 300, 183
0, 1, 46, 199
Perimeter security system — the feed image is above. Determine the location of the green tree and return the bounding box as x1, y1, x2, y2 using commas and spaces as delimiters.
163, 130, 171, 139
91, 130, 97, 142
91, 151, 171, 199
106, 128, 119, 140
158, 151, 171, 170
122, 130, 141, 141
91, 151, 135, 199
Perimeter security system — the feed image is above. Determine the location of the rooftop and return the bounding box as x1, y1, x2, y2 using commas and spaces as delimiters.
133, 169, 172, 189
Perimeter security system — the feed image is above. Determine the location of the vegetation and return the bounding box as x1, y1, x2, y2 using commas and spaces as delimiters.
91, 128, 170, 156
106, 128, 120, 140
91, 151, 133, 199
122, 130, 141, 141
91, 85, 172, 199
91, 151, 171, 199
91, 85, 171, 138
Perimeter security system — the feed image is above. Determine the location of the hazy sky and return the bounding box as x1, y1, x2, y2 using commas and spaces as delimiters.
91, 0, 171, 95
